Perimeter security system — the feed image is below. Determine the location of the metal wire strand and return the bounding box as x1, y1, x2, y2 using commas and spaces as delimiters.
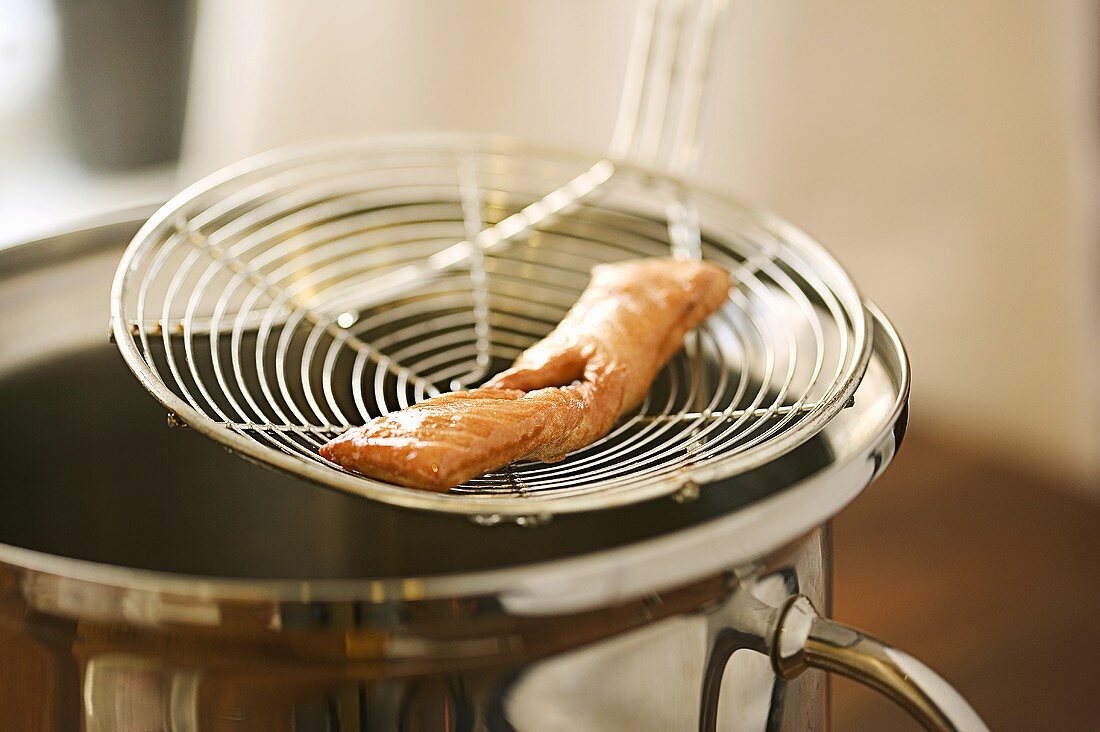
112, 140, 870, 510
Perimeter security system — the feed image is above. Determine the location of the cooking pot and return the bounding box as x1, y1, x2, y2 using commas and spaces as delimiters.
0, 195, 983, 730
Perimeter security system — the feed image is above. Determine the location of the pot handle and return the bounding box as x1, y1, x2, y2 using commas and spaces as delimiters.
770, 595, 988, 732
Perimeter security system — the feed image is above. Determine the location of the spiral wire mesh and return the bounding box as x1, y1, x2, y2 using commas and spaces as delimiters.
111, 137, 871, 517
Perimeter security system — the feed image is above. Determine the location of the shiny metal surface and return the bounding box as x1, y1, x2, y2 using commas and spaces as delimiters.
1, 529, 830, 731
609, 0, 729, 174
111, 135, 871, 518
772, 597, 990, 732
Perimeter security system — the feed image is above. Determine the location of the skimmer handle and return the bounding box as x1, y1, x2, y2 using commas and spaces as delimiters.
611, 0, 731, 175
771, 595, 989, 732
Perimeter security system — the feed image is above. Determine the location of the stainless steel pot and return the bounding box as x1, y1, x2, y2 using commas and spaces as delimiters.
0, 211, 985, 730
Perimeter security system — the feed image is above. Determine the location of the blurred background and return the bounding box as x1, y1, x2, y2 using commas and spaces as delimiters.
1, 0, 1097, 728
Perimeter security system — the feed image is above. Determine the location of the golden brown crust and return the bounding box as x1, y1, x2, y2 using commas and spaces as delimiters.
319, 258, 730, 491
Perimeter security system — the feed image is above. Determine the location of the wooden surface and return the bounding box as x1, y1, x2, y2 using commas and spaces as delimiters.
831, 422, 1100, 731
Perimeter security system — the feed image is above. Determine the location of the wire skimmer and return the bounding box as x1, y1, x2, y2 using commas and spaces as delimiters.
110, 2, 871, 519
110, 135, 871, 518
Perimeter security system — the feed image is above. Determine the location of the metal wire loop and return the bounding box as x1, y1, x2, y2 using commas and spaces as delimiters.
111, 136, 870, 516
